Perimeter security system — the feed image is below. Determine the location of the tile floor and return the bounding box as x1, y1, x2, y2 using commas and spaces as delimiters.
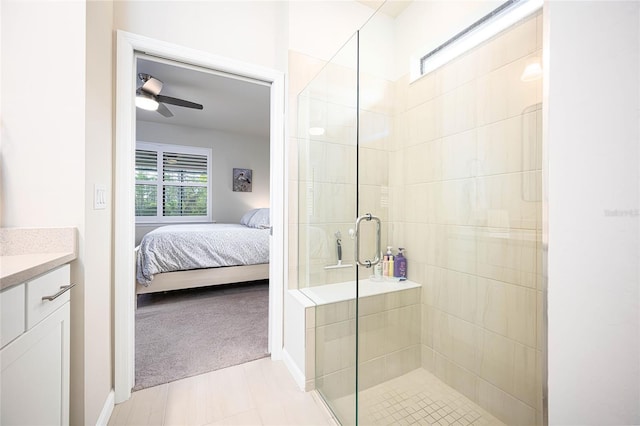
331, 369, 505, 425
108, 357, 337, 426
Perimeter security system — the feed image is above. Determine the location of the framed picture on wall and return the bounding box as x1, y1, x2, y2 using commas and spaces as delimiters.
233, 168, 252, 192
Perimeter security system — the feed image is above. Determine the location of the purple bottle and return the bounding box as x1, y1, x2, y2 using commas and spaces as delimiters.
394, 248, 407, 280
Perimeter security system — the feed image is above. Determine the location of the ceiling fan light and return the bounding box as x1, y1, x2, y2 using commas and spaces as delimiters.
135, 92, 159, 111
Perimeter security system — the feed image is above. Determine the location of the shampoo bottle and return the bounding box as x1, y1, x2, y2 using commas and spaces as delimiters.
382, 255, 389, 277
394, 248, 407, 280
386, 246, 394, 277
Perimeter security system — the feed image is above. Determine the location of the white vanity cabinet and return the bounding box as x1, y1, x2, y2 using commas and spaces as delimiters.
1, 264, 71, 426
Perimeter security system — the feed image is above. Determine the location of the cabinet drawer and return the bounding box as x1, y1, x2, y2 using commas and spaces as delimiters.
1, 284, 25, 348
26, 265, 71, 329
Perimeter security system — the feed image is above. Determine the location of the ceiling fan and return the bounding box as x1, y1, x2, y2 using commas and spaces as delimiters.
135, 73, 203, 118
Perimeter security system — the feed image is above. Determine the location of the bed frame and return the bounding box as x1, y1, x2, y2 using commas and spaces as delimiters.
135, 248, 269, 295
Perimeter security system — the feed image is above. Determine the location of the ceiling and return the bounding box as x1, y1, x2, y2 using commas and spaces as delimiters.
136, 57, 271, 137
356, 0, 411, 18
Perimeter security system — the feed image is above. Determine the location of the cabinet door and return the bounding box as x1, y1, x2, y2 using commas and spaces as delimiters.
1, 302, 70, 426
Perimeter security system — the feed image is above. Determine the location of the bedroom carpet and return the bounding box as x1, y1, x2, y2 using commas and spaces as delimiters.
134, 280, 269, 391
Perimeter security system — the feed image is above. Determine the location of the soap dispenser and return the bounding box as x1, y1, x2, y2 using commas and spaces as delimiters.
394, 248, 407, 280
386, 246, 394, 277
374, 252, 383, 279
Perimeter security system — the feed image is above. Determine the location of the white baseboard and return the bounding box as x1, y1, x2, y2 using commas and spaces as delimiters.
96, 389, 115, 426
282, 348, 306, 391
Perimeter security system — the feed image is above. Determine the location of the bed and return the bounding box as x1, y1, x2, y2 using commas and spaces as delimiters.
135, 208, 270, 294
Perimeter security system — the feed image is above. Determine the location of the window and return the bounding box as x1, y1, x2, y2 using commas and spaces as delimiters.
416, 0, 542, 80
135, 142, 212, 223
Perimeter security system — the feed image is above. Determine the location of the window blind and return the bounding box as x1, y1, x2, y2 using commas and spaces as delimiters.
135, 150, 158, 216
162, 151, 208, 217
135, 143, 212, 222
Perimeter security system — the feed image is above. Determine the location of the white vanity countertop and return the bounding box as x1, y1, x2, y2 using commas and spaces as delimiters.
0, 227, 78, 290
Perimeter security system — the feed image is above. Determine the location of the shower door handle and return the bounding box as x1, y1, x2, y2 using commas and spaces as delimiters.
354, 213, 381, 268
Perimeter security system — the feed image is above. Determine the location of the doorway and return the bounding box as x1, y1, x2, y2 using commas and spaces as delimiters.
114, 31, 286, 403
133, 54, 272, 389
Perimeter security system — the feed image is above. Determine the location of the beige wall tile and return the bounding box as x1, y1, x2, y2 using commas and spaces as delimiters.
316, 300, 353, 326
434, 352, 477, 403
498, 13, 538, 69
306, 326, 316, 379
405, 140, 443, 184
403, 183, 429, 224
358, 356, 387, 391
439, 80, 477, 138
406, 99, 440, 146
476, 229, 538, 288
360, 109, 392, 150
506, 284, 537, 347
442, 130, 477, 180
385, 345, 421, 378
421, 345, 435, 372
359, 148, 389, 186
383, 287, 421, 310
422, 304, 435, 348
433, 268, 474, 320
476, 172, 541, 230
399, 222, 429, 265
476, 52, 542, 127
407, 72, 437, 108
450, 316, 479, 373
315, 367, 356, 401
358, 311, 387, 362
476, 277, 508, 336
477, 330, 515, 394
360, 73, 394, 115
477, 379, 536, 426
387, 304, 422, 353
315, 320, 356, 375
513, 343, 538, 407
441, 226, 478, 274
536, 290, 544, 350
476, 111, 539, 177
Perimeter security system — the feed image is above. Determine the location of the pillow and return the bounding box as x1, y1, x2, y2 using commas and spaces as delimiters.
240, 209, 259, 226
247, 208, 270, 228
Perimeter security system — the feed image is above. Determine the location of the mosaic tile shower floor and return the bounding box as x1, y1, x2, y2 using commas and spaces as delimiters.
332, 368, 505, 426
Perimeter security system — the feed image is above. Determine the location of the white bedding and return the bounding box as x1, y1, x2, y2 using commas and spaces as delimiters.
136, 223, 269, 285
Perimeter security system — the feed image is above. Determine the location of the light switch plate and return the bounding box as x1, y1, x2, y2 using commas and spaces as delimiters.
94, 184, 107, 210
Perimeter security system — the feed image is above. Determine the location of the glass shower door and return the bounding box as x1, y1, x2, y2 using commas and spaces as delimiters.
298, 1, 544, 423
297, 33, 360, 425
354, 1, 544, 425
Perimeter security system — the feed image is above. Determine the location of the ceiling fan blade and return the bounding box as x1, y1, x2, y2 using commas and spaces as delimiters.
139, 73, 163, 95
157, 95, 203, 110
156, 103, 173, 118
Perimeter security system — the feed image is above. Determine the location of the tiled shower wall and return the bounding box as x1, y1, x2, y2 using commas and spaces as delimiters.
292, 42, 396, 290
289, 10, 544, 425
313, 287, 422, 423
389, 13, 543, 425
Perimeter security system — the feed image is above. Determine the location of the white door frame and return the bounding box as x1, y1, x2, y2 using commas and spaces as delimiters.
114, 31, 286, 403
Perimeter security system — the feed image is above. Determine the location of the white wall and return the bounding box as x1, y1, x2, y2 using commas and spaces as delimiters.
545, 2, 640, 424
0, 1, 114, 425
84, 1, 114, 424
1, 1, 86, 229
288, 0, 373, 62
114, 1, 288, 72
136, 121, 270, 229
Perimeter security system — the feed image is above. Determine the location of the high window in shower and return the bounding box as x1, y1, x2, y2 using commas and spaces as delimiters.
295, 1, 545, 425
